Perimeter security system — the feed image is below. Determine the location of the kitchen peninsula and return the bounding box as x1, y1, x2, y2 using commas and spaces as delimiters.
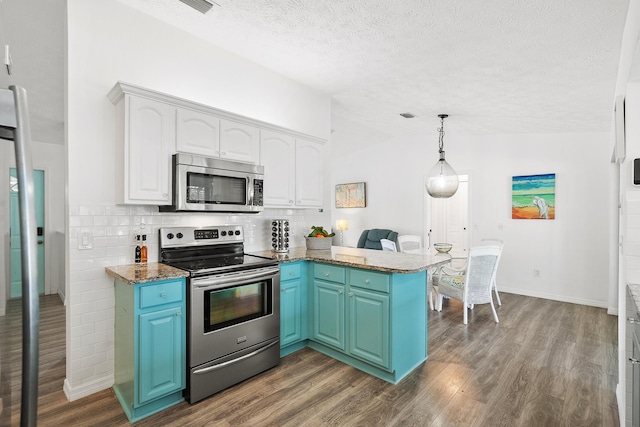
252, 246, 451, 384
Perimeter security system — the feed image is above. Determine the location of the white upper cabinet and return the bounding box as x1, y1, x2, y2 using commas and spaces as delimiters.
176, 108, 220, 157
295, 139, 323, 208
122, 96, 174, 205
220, 119, 259, 164
109, 82, 325, 206
260, 130, 324, 209
260, 130, 296, 207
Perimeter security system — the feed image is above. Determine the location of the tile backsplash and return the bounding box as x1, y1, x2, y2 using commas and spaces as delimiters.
65, 203, 328, 398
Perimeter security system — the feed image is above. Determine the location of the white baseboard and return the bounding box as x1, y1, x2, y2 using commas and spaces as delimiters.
499, 286, 608, 309
63, 376, 113, 402
58, 289, 66, 306
608, 306, 620, 316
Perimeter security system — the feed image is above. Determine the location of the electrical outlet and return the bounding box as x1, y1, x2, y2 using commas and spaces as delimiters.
533, 268, 541, 277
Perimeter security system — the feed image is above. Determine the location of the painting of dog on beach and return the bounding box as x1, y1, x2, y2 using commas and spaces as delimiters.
512, 174, 555, 220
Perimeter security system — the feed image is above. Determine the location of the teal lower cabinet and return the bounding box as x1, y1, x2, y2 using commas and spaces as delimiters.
308, 262, 426, 384
113, 278, 186, 422
279, 262, 308, 356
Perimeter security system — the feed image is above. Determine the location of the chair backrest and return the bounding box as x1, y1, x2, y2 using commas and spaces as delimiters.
357, 229, 399, 250
397, 235, 422, 253
464, 246, 501, 304
480, 239, 504, 272
380, 239, 397, 252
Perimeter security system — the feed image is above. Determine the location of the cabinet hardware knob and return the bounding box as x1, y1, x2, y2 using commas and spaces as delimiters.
289, 272, 294, 276
338, 290, 343, 294
348, 292, 353, 297
629, 317, 639, 324
325, 272, 330, 277
221, 152, 227, 155
176, 312, 182, 317
160, 292, 167, 297
630, 357, 640, 365
289, 200, 293, 204
365, 279, 370, 284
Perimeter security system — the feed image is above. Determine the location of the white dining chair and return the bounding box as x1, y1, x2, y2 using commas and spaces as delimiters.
436, 245, 501, 324
480, 238, 503, 306
380, 239, 397, 252
397, 235, 422, 254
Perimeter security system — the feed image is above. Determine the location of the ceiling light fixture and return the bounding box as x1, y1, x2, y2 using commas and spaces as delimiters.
178, 0, 218, 14
426, 114, 459, 198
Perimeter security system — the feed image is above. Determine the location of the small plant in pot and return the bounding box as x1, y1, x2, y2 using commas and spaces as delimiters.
305, 226, 335, 250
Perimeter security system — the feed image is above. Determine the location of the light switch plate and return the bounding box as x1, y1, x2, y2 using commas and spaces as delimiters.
79, 232, 93, 250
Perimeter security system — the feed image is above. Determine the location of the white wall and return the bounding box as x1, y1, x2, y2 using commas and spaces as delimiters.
0, 140, 66, 315
64, 0, 331, 400
331, 128, 611, 307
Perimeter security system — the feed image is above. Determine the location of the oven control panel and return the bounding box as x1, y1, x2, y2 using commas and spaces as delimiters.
160, 226, 243, 248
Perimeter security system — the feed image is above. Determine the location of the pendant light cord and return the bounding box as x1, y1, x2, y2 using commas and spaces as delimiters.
438, 116, 445, 154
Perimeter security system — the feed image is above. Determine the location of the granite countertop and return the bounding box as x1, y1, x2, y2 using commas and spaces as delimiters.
250, 246, 452, 274
629, 283, 640, 316
105, 262, 189, 285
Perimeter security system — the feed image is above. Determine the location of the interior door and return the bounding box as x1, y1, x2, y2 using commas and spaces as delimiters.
426, 175, 469, 256
10, 168, 45, 298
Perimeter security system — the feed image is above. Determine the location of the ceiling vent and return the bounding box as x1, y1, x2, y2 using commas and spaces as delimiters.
178, 0, 217, 14
400, 112, 416, 119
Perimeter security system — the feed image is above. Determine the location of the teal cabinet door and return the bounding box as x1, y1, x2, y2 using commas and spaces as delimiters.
280, 279, 302, 346
348, 288, 389, 369
138, 306, 185, 404
313, 280, 345, 350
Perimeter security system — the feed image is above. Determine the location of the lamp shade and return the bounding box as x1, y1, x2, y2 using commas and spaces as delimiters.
426, 152, 459, 198
336, 219, 349, 231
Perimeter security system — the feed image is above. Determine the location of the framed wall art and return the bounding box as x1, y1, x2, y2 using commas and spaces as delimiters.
335, 182, 366, 208
512, 173, 555, 219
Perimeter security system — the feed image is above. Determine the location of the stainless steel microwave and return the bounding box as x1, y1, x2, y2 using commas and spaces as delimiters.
160, 153, 264, 213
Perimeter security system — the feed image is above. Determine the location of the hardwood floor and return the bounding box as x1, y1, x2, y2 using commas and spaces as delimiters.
0, 292, 619, 426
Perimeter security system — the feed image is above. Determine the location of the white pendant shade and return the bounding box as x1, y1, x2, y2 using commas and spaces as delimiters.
426, 153, 459, 198
426, 114, 458, 198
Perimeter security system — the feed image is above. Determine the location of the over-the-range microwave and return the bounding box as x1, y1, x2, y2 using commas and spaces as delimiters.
159, 153, 264, 213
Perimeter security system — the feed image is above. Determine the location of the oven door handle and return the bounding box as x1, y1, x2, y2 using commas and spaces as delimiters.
192, 339, 280, 375
191, 266, 279, 290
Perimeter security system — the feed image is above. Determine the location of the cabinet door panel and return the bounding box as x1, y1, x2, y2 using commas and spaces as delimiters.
220, 119, 259, 164
349, 289, 389, 369
280, 279, 302, 346
295, 139, 323, 207
313, 280, 345, 350
128, 97, 174, 204
260, 130, 295, 207
176, 108, 220, 157
138, 306, 184, 404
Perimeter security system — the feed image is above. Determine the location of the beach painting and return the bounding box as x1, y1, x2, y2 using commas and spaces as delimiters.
512, 174, 555, 220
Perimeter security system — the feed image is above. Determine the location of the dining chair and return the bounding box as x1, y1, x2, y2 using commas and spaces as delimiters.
380, 239, 397, 252
397, 235, 422, 254
436, 245, 501, 324
480, 238, 503, 306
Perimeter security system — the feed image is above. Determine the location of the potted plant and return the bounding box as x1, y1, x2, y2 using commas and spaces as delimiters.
305, 225, 335, 250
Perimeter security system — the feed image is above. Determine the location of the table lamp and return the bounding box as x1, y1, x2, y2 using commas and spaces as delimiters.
336, 219, 348, 246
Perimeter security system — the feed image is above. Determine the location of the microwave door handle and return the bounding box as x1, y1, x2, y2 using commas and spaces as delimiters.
246, 176, 253, 206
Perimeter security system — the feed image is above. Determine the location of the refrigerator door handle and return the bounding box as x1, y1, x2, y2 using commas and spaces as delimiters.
1, 85, 40, 427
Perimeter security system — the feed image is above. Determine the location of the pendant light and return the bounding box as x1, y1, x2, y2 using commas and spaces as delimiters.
426, 114, 459, 198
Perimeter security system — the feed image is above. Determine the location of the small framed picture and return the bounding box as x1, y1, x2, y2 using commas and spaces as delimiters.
335, 182, 366, 208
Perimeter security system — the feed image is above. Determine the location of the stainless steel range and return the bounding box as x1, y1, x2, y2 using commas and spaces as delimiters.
159, 225, 280, 404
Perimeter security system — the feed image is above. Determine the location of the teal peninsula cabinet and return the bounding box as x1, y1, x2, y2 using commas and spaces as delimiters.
256, 247, 450, 384
106, 263, 189, 423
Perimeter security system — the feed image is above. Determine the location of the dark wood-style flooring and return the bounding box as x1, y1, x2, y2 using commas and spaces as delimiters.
0, 292, 619, 426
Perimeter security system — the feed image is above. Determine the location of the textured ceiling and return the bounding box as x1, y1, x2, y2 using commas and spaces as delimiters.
116, 0, 631, 137
0, 0, 632, 146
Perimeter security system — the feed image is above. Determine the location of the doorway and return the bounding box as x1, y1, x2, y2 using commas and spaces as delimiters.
9, 168, 45, 298
424, 175, 470, 257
